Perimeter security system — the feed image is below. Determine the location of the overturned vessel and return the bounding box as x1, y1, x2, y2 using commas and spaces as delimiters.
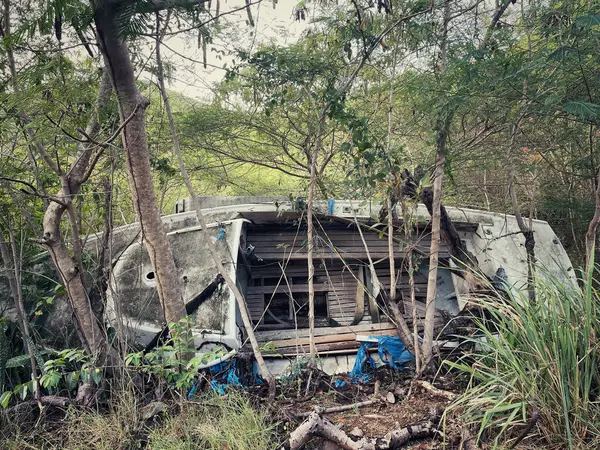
94, 197, 574, 374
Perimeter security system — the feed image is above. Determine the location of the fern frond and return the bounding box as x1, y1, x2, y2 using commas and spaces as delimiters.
5, 354, 30, 369
563, 101, 600, 123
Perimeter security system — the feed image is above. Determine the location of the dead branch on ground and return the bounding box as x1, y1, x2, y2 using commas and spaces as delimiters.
282, 408, 441, 450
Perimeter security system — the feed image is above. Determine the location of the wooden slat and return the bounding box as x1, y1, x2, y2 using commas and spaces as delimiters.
261, 341, 363, 356
255, 321, 398, 342
262, 316, 442, 349
247, 284, 330, 294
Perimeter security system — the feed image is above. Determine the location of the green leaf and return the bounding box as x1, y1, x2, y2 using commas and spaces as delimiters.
0, 391, 12, 408
125, 352, 142, 367
54, 284, 67, 295
16, 383, 28, 400
5, 354, 30, 369
261, 342, 276, 352
66, 371, 80, 391
92, 368, 102, 385
40, 371, 61, 389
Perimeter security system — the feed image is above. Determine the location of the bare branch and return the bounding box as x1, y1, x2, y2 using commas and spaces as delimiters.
0, 177, 68, 206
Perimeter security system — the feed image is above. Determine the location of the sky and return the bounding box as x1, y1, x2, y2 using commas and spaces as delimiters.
158, 1, 308, 100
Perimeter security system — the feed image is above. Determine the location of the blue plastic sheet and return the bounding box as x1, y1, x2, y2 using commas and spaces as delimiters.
190, 336, 414, 397
333, 379, 347, 388
376, 336, 415, 369
350, 341, 376, 383
188, 359, 247, 398
349, 336, 414, 384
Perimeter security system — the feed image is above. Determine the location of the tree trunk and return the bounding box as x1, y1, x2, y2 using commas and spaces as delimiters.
387, 37, 399, 301
421, 147, 445, 369
154, 18, 276, 398
38, 70, 114, 356
401, 200, 422, 372
387, 198, 397, 299
306, 117, 325, 357
355, 215, 416, 356
586, 126, 599, 274
421, 0, 451, 371
94, 3, 187, 327
586, 171, 600, 274
1, 0, 114, 356
0, 230, 41, 402
307, 147, 318, 356
508, 166, 536, 300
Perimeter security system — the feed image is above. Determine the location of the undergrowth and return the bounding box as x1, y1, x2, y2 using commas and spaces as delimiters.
0, 389, 277, 449
445, 267, 600, 449
148, 392, 277, 450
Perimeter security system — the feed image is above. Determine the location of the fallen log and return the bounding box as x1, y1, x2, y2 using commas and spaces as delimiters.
282, 408, 441, 450
9, 395, 72, 413
7, 381, 97, 416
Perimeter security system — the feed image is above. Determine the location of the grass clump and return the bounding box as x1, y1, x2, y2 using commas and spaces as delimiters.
62, 389, 144, 450
1, 389, 278, 449
148, 390, 278, 450
445, 268, 600, 449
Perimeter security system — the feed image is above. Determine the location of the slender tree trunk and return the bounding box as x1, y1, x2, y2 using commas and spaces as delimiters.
483, 170, 491, 210
586, 126, 599, 274
94, 3, 187, 328
421, 0, 450, 371
0, 230, 41, 402
4, 1, 114, 355
508, 166, 536, 300
586, 174, 600, 273
307, 147, 318, 356
306, 116, 325, 357
401, 201, 421, 372
356, 215, 415, 355
154, 19, 276, 397
386, 39, 399, 300
421, 139, 445, 369
39, 71, 114, 356
387, 197, 397, 299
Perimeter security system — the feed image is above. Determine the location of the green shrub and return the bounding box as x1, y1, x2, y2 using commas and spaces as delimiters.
445, 268, 600, 449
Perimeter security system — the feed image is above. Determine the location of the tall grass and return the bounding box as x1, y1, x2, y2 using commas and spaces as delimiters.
148, 391, 278, 450
445, 268, 600, 449
1, 389, 278, 449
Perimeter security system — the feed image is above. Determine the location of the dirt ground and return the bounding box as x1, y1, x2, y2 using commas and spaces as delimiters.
273, 368, 468, 449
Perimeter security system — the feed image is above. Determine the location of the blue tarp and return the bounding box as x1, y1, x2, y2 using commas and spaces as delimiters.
188, 359, 263, 398
191, 336, 414, 396
349, 335, 414, 384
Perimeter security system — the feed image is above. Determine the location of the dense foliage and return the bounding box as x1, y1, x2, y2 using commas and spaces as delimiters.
1, 0, 600, 448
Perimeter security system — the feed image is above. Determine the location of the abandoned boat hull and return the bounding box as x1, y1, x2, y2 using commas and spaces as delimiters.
98, 198, 574, 375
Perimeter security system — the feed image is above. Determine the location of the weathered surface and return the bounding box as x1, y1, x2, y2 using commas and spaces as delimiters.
98, 198, 574, 369
106, 220, 243, 349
